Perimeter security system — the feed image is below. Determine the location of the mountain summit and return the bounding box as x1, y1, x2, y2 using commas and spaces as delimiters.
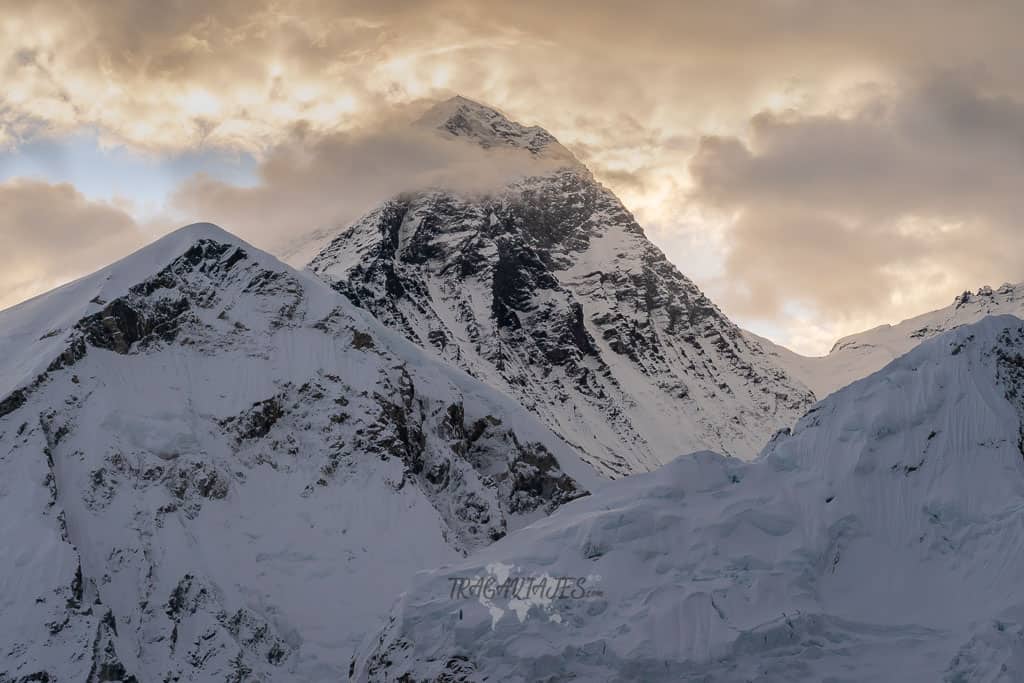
0, 223, 596, 680
415, 95, 574, 161
309, 98, 815, 475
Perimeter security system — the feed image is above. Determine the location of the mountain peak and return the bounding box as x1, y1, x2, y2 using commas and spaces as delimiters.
416, 95, 572, 160
0, 212, 598, 678
167, 221, 235, 242
426, 95, 500, 118
309, 113, 814, 472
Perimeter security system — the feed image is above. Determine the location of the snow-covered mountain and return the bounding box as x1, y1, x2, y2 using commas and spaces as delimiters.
8, 95, 1021, 683
355, 314, 1024, 682
754, 282, 1024, 398
309, 97, 814, 476
0, 223, 600, 682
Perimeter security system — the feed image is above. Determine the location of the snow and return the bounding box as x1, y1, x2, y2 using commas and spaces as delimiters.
309, 160, 814, 475
750, 283, 1024, 399
355, 315, 1024, 681
0, 223, 599, 681
0, 224, 232, 400
415, 96, 576, 164
5, 97, 1024, 682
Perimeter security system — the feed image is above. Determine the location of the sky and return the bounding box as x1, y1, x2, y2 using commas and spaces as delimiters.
2, 1, 1023, 355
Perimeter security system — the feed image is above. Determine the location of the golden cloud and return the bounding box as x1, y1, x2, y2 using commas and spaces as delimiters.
3, 1, 1024, 353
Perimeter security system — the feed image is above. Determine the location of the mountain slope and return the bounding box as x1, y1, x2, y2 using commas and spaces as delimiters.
355, 315, 1024, 682
753, 282, 1024, 398
0, 223, 599, 682
309, 97, 814, 476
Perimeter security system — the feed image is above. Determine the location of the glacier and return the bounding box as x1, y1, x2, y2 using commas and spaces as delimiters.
355, 316, 1024, 682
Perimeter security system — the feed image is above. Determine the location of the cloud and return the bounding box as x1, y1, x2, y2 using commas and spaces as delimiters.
0, 179, 150, 310
688, 73, 1024, 351
171, 118, 565, 261
4, 2, 1024, 352
4, 1, 1021, 154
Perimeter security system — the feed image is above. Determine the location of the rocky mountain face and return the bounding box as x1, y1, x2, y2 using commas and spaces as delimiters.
309, 97, 814, 476
754, 282, 1024, 399
0, 224, 598, 682
354, 315, 1024, 682
8, 97, 1021, 683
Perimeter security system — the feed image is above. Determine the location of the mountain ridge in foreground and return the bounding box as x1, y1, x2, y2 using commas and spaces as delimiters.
355, 314, 1024, 682
0, 222, 599, 681
309, 96, 815, 476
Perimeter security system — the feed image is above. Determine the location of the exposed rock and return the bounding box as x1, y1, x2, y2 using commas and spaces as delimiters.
310, 98, 814, 475
0, 224, 596, 681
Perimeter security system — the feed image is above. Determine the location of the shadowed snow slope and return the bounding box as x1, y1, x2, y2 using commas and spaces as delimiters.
0, 223, 599, 682
309, 98, 814, 476
355, 315, 1024, 682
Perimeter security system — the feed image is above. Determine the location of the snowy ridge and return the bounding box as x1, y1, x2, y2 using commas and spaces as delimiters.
354, 315, 1024, 682
310, 97, 814, 475
753, 282, 1024, 398
415, 96, 576, 163
0, 224, 599, 681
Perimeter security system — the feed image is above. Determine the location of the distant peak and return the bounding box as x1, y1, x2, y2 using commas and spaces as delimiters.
417, 96, 514, 130
416, 95, 575, 161
432, 95, 501, 116
954, 282, 1021, 307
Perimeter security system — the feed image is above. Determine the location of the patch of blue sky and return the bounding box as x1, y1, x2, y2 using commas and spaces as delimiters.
0, 129, 258, 214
